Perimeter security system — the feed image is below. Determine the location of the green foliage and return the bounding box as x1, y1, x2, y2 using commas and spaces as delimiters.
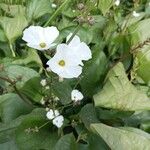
94, 63, 150, 111
0, 0, 150, 149
91, 123, 150, 150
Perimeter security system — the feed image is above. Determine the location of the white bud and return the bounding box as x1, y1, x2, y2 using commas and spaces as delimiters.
115, 0, 120, 6
46, 67, 51, 72
45, 86, 50, 90
59, 77, 64, 82
52, 3, 57, 8
133, 11, 140, 17
40, 79, 47, 86
71, 89, 84, 102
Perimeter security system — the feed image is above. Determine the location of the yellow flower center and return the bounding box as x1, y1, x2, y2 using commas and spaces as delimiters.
58, 60, 65, 67
39, 42, 46, 48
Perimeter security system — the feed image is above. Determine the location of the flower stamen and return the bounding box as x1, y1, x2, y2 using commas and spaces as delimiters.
39, 42, 46, 48
58, 60, 65, 67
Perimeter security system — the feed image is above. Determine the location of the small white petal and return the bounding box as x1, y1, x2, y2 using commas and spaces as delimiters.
66, 33, 81, 47
40, 79, 47, 86
71, 89, 84, 102
59, 66, 82, 78
115, 0, 120, 6
45, 86, 50, 90
133, 11, 140, 17
52, 3, 57, 8
52, 115, 64, 128
46, 109, 59, 120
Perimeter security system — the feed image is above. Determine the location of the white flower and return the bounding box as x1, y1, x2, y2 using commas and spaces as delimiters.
40, 79, 47, 86
132, 11, 140, 17
71, 89, 84, 102
52, 115, 64, 128
46, 109, 59, 120
66, 34, 92, 65
22, 26, 59, 51
114, 0, 120, 6
46, 44, 82, 78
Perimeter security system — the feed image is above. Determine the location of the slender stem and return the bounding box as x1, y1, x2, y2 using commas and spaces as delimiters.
44, 0, 71, 27
66, 24, 81, 44
9, 43, 16, 57
38, 121, 50, 130
0, 76, 33, 106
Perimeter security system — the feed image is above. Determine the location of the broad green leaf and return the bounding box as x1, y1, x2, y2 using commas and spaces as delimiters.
78, 133, 110, 150
20, 77, 43, 103
98, 0, 113, 16
58, 26, 93, 44
1, 64, 39, 88
0, 3, 25, 16
54, 134, 77, 150
0, 15, 28, 43
0, 140, 18, 150
26, 0, 52, 21
52, 80, 72, 105
94, 63, 150, 111
91, 123, 150, 150
80, 48, 108, 97
128, 18, 150, 45
136, 45, 150, 84
15, 109, 58, 150
12, 49, 43, 69
80, 104, 99, 130
0, 93, 33, 123
0, 28, 7, 42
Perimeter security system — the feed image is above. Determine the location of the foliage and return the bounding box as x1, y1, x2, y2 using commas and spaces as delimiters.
0, 0, 150, 149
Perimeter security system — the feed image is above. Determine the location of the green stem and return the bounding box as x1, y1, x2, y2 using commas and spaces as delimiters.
66, 24, 81, 44
44, 0, 71, 27
38, 121, 50, 130
9, 43, 16, 57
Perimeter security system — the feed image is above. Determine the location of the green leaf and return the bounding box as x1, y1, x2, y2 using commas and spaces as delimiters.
26, 0, 52, 21
80, 48, 108, 97
58, 26, 93, 44
0, 28, 7, 42
20, 77, 43, 103
0, 93, 32, 123
15, 108, 58, 150
52, 80, 72, 105
0, 140, 18, 150
94, 63, 150, 111
1, 64, 39, 89
54, 133, 77, 150
98, 0, 113, 16
91, 123, 150, 150
80, 104, 99, 130
0, 3, 25, 17
0, 15, 28, 43
136, 45, 150, 84
12, 49, 43, 69
128, 18, 150, 45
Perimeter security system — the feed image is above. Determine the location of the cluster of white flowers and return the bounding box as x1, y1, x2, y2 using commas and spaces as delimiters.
23, 26, 92, 79
46, 109, 64, 128
22, 26, 89, 128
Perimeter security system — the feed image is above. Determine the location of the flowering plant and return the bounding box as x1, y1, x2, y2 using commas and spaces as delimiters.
0, 0, 150, 149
